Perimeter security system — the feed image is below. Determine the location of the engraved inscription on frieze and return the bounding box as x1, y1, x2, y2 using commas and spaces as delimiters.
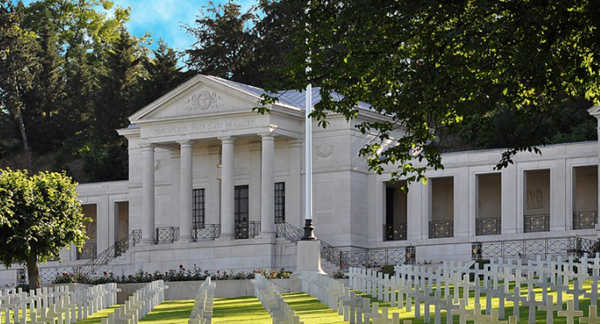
526, 188, 543, 209
187, 90, 223, 111
153, 119, 255, 136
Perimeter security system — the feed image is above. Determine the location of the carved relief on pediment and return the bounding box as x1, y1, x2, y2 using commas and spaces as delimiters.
186, 90, 224, 112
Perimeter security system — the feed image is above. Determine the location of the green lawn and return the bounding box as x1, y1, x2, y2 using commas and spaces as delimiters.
59, 279, 601, 324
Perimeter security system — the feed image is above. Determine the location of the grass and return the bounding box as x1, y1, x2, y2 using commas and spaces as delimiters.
356, 279, 599, 324
72, 305, 121, 324
283, 292, 347, 324
14, 279, 601, 324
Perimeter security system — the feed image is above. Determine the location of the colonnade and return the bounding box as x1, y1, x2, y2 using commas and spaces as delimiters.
139, 133, 277, 244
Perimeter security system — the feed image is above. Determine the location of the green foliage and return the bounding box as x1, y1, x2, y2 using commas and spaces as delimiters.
184, 1, 259, 84
80, 141, 128, 181
52, 266, 292, 284
0, 1, 185, 183
270, 0, 599, 186
184, 0, 302, 88
0, 168, 88, 288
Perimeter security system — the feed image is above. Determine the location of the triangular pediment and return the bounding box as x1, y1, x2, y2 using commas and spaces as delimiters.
129, 75, 269, 123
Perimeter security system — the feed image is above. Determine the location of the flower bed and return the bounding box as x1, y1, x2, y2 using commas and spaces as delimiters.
52, 265, 291, 284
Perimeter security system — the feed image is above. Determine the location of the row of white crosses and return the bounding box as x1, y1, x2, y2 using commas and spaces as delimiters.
296, 271, 402, 324
100, 280, 168, 324
0, 283, 119, 324
188, 277, 216, 324
347, 252, 600, 324
251, 273, 303, 324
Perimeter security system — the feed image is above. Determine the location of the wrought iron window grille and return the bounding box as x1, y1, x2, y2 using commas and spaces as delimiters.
383, 223, 407, 241
573, 211, 598, 230
475, 217, 502, 236
274, 182, 285, 224
193, 188, 205, 230
155, 226, 180, 244
523, 214, 550, 233
429, 220, 454, 238
193, 224, 221, 241
76, 242, 97, 260
235, 221, 260, 239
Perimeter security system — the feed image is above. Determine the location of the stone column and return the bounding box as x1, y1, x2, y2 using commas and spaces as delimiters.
260, 133, 275, 236
220, 137, 235, 239
170, 150, 181, 231
141, 144, 156, 244
407, 181, 423, 240
249, 143, 262, 222
501, 166, 518, 234
550, 161, 567, 232
179, 140, 194, 241
207, 146, 221, 226
455, 168, 469, 237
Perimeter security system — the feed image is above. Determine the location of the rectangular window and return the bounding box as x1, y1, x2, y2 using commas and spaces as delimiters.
275, 182, 285, 224
193, 188, 205, 229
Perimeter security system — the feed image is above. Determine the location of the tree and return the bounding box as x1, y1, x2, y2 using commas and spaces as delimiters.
137, 40, 188, 109
0, 0, 40, 171
267, 0, 599, 187
184, 1, 259, 84
0, 168, 88, 289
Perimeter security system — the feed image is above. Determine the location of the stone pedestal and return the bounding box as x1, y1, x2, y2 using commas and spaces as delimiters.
295, 240, 326, 274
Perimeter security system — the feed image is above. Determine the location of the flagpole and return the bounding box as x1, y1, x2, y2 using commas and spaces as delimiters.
302, 82, 316, 240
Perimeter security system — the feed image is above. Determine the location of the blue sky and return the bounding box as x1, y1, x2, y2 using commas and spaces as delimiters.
20, 0, 257, 52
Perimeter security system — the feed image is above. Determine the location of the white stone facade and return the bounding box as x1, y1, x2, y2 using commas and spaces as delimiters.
1, 76, 598, 287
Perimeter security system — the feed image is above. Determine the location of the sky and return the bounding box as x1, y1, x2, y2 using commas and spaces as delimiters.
20, 0, 258, 52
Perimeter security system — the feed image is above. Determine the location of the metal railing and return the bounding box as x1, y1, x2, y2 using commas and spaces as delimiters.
476, 217, 502, 236
78, 230, 141, 276
156, 226, 180, 244
429, 220, 454, 238
523, 214, 550, 233
383, 223, 407, 241
193, 224, 221, 241
275, 222, 304, 240
476, 236, 599, 260
275, 222, 412, 269
76, 242, 97, 260
235, 221, 261, 239
573, 211, 598, 230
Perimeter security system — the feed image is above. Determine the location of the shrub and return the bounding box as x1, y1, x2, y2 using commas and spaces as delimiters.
51, 266, 292, 284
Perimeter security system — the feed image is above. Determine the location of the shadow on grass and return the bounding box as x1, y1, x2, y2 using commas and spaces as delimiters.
73, 305, 121, 324
212, 296, 272, 324
283, 292, 347, 324
139, 300, 195, 324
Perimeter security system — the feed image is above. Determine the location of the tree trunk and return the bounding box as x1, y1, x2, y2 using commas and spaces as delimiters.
12, 74, 33, 172
27, 247, 41, 290
17, 109, 33, 172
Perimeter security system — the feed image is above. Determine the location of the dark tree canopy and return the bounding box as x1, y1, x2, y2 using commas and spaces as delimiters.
0, 168, 88, 289
0, 0, 186, 183
184, 1, 259, 84
266, 0, 599, 186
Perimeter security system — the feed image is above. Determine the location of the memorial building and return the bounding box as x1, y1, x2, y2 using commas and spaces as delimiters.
1, 75, 598, 286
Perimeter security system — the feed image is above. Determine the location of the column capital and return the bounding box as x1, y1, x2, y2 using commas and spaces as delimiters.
259, 132, 276, 139
219, 136, 236, 144
177, 140, 196, 147
140, 143, 156, 151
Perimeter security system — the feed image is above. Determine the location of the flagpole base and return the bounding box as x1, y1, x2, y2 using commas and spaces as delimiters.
301, 219, 317, 240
